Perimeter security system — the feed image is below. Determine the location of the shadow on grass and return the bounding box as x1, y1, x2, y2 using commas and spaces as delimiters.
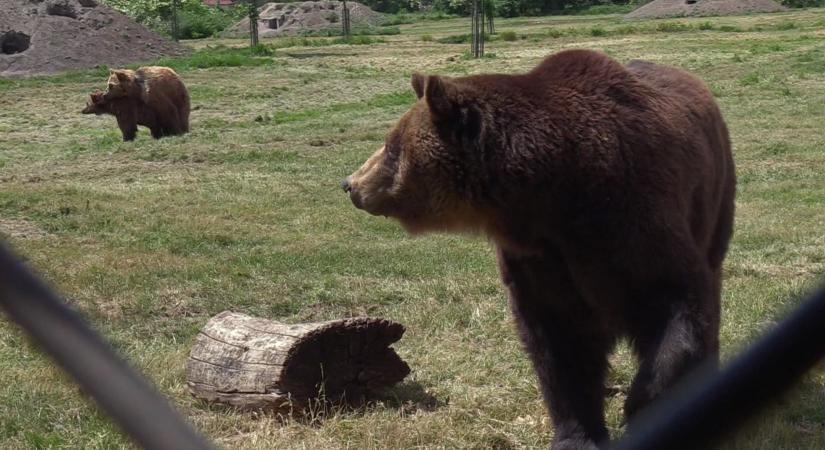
190, 380, 442, 425
370, 380, 442, 414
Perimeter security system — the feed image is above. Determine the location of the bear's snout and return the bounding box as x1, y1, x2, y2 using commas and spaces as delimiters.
341, 176, 365, 210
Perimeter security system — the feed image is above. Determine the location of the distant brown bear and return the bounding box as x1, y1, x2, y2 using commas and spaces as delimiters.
343, 49, 736, 449
82, 90, 166, 141
102, 66, 190, 139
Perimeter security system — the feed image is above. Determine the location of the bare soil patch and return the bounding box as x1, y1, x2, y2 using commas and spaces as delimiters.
0, 0, 189, 76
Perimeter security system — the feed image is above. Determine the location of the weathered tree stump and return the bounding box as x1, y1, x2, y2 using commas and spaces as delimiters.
186, 311, 410, 412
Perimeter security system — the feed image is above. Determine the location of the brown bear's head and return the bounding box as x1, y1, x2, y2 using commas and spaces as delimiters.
342, 73, 489, 235
104, 69, 139, 100
81, 90, 106, 114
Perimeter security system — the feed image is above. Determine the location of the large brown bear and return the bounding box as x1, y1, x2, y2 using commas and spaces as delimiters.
82, 90, 165, 141
342, 49, 736, 449
102, 66, 190, 139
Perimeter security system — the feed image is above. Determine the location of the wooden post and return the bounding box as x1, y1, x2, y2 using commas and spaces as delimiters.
471, 0, 477, 58
186, 312, 410, 412
342, 0, 351, 38
486, 0, 495, 35
248, 0, 259, 47
470, 0, 484, 58
477, 0, 485, 58
170, 0, 180, 41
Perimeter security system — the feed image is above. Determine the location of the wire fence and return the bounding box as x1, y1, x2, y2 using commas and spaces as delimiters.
0, 242, 822, 449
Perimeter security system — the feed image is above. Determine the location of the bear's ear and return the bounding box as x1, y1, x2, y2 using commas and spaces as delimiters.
425, 75, 481, 140
425, 75, 458, 123
115, 70, 130, 82
411, 73, 426, 99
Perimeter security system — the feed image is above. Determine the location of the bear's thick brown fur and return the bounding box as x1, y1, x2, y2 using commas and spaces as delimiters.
343, 49, 736, 449
82, 90, 166, 141
103, 66, 190, 139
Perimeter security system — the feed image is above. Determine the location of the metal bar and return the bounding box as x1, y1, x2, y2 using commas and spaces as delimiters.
614, 284, 825, 450
0, 245, 216, 450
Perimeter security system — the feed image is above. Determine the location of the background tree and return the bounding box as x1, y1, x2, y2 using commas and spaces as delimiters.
342, 0, 352, 38
101, 0, 246, 39
247, 0, 259, 47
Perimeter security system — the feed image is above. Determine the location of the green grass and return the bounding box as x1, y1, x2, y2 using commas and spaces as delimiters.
154, 45, 274, 70
296, 26, 401, 37
2, 7, 825, 450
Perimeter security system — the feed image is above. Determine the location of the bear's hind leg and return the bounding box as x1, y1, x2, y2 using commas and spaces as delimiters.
149, 126, 165, 139
499, 249, 611, 450
624, 268, 718, 420
152, 98, 184, 135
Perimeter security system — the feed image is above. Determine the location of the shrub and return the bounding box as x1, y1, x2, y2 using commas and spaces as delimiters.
781, 0, 825, 7
153, 45, 273, 70
589, 26, 607, 36
421, 34, 433, 42
547, 28, 565, 38
437, 34, 472, 44
718, 25, 743, 32
499, 30, 518, 41
496, 0, 521, 18
384, 13, 413, 25
655, 22, 691, 33
102, 0, 246, 39
614, 25, 638, 35
420, 10, 457, 20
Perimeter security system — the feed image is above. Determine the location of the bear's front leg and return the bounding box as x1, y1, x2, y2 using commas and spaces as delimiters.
498, 248, 611, 450
115, 114, 138, 142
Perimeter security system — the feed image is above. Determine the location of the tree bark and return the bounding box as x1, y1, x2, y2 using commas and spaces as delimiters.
186, 311, 410, 412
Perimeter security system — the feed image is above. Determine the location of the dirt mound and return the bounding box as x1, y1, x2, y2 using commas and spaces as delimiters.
626, 0, 786, 20
224, 1, 385, 38
0, 0, 189, 77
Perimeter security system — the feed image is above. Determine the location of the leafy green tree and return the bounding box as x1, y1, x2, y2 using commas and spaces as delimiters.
101, 0, 246, 39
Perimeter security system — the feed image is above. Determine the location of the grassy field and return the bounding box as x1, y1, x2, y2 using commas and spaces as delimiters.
2, 7, 825, 450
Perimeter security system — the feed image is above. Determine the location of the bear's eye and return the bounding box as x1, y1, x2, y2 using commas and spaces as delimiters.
382, 136, 404, 173
384, 134, 403, 158
384, 142, 402, 165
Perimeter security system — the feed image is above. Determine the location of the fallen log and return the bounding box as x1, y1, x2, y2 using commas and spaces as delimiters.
185, 311, 410, 412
